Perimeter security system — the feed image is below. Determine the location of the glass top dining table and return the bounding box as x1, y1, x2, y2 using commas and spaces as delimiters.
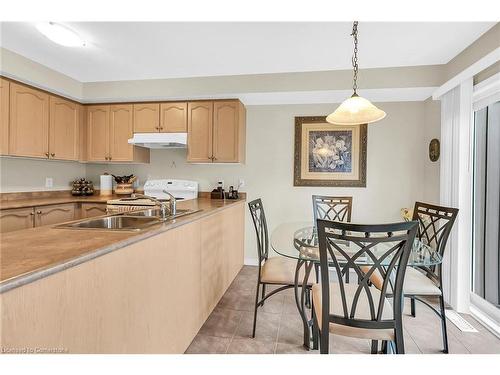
270, 222, 443, 267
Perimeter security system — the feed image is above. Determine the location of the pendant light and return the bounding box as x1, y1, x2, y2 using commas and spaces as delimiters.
326, 22, 386, 125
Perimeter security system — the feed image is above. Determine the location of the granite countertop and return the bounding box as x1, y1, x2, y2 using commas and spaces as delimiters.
0, 198, 245, 293
0, 194, 120, 210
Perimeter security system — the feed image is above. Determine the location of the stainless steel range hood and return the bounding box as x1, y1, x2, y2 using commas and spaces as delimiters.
128, 133, 187, 149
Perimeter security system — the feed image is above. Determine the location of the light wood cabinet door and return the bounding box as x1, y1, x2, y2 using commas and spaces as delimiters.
187, 101, 213, 163
213, 101, 240, 163
200, 212, 224, 316
133, 103, 160, 133
9, 83, 49, 158
35, 203, 75, 227
160, 102, 187, 132
49, 96, 79, 161
80, 203, 107, 218
0, 78, 9, 155
87, 105, 109, 162
0, 207, 35, 233
109, 104, 133, 161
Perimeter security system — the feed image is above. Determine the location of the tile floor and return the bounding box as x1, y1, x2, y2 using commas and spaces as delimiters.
186, 266, 500, 354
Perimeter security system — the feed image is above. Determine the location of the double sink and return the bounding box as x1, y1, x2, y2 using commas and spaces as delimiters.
57, 208, 200, 231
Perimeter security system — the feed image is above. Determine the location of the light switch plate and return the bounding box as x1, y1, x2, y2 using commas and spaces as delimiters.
45, 177, 53, 188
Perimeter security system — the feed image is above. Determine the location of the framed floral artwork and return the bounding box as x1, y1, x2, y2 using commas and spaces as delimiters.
293, 116, 367, 187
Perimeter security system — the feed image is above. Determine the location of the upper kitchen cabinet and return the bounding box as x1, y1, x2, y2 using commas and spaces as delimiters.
160, 102, 187, 132
87, 104, 149, 163
49, 96, 80, 161
9, 82, 49, 158
213, 101, 246, 163
87, 105, 110, 161
133, 103, 160, 133
0, 78, 9, 155
187, 101, 213, 163
187, 100, 246, 163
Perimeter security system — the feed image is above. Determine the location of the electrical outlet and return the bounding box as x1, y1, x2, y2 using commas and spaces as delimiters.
238, 179, 245, 188
45, 177, 53, 188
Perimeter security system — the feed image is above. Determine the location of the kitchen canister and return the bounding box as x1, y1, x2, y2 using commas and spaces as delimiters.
100, 174, 113, 196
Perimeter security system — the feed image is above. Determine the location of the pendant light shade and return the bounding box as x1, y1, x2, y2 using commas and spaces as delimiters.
326, 22, 386, 125
326, 93, 386, 125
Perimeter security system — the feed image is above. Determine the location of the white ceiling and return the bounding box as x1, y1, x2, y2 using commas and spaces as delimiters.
0, 22, 495, 82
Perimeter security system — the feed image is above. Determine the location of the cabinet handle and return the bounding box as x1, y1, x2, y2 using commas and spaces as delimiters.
155, 126, 160, 130
36, 210, 42, 214
109, 156, 112, 161
159, 126, 164, 131
30, 212, 35, 216
45, 152, 49, 157
51, 153, 55, 157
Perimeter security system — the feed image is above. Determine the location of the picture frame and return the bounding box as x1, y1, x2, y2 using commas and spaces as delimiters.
293, 116, 367, 187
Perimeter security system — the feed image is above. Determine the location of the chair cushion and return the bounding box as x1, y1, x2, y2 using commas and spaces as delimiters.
260, 256, 313, 285
403, 267, 442, 295
312, 283, 395, 341
363, 266, 442, 296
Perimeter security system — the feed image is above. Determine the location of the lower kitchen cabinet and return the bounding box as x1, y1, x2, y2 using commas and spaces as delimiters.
80, 203, 107, 218
34, 203, 75, 227
0, 207, 35, 233
0, 201, 245, 353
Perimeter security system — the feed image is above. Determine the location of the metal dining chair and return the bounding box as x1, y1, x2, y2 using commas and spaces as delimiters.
367, 201, 459, 353
406, 202, 458, 353
248, 198, 312, 338
312, 195, 352, 282
312, 219, 418, 354
312, 195, 353, 224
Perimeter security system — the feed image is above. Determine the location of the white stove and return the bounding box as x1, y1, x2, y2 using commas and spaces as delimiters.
107, 179, 198, 213
143, 179, 198, 200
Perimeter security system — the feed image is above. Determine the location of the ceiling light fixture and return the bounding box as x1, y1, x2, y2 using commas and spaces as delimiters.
326, 21, 386, 125
36, 22, 86, 47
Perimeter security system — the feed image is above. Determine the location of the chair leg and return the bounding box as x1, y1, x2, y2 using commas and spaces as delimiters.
314, 263, 320, 283
439, 295, 449, 353
261, 284, 266, 307
381, 340, 388, 354
312, 303, 319, 350
320, 331, 329, 354
252, 283, 261, 338
371, 340, 378, 354
410, 297, 416, 317
394, 325, 405, 354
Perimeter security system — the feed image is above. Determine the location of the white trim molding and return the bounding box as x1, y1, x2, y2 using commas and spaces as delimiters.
244, 257, 259, 266
433, 46, 500, 100
470, 293, 500, 338
473, 72, 500, 111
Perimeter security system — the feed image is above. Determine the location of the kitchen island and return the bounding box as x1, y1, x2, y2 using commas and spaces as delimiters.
0, 197, 245, 353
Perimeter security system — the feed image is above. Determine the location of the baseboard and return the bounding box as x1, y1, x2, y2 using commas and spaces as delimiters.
244, 257, 259, 266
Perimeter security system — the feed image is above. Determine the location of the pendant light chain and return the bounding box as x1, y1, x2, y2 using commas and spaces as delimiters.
351, 21, 359, 95
326, 20, 386, 125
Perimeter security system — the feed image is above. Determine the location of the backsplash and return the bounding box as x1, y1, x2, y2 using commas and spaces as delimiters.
0, 157, 86, 193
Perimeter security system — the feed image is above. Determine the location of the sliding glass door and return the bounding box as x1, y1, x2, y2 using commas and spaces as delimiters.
472, 100, 500, 329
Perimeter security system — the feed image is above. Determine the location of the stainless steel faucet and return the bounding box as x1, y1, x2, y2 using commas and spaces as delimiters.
130, 191, 176, 219
161, 190, 177, 216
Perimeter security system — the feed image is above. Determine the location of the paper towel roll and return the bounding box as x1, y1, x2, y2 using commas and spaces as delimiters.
100, 175, 113, 196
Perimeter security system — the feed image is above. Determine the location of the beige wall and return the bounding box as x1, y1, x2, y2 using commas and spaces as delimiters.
445, 23, 500, 82
423, 98, 441, 204
82, 65, 443, 103
85, 101, 439, 262
0, 48, 83, 100
0, 157, 85, 192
